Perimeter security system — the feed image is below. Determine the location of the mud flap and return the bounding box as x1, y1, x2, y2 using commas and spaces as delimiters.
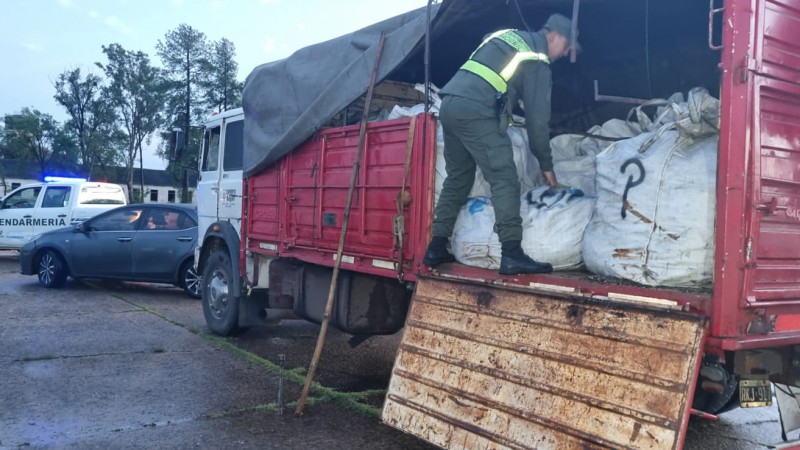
382, 277, 706, 450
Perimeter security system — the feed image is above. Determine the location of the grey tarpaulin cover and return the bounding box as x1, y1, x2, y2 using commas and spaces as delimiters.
242, 5, 441, 176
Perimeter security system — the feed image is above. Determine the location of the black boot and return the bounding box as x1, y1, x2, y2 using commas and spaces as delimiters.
423, 236, 455, 267
499, 240, 553, 275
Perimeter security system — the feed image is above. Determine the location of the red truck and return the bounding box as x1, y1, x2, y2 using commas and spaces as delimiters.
191, 0, 800, 448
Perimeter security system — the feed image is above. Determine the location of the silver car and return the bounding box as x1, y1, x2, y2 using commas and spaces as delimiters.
20, 203, 200, 298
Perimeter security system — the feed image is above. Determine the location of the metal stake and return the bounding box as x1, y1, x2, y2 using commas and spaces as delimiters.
295, 31, 387, 416
276, 354, 285, 416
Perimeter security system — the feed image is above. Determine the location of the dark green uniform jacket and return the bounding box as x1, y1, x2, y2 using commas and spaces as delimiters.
439, 30, 553, 171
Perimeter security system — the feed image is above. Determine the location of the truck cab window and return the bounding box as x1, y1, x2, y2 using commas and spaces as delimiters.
202, 127, 221, 172
223, 120, 243, 171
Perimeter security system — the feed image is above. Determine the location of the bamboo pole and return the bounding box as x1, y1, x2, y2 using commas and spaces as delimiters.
295, 31, 387, 416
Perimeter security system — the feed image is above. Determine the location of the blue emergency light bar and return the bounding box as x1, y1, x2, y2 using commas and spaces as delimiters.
44, 176, 87, 183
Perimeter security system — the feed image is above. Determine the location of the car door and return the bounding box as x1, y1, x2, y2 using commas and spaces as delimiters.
0, 185, 43, 249
68, 207, 143, 278
131, 207, 197, 282
36, 185, 72, 234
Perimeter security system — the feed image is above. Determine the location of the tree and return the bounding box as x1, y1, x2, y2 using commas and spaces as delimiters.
2, 108, 58, 179
97, 43, 166, 203
157, 24, 208, 203
53, 68, 118, 178
200, 38, 243, 113
49, 125, 81, 174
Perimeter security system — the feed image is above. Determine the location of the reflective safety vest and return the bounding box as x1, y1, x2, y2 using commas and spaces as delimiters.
460, 29, 550, 94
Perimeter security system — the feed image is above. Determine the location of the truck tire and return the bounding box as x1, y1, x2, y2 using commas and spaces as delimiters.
38, 249, 67, 288
201, 249, 240, 336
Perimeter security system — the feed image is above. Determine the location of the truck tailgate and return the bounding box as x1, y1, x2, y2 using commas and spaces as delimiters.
382, 277, 706, 450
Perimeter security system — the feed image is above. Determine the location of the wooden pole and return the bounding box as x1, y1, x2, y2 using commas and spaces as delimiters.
295, 31, 387, 416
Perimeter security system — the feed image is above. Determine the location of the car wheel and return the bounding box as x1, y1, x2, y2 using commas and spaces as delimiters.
38, 250, 67, 288
180, 260, 201, 299
202, 249, 240, 336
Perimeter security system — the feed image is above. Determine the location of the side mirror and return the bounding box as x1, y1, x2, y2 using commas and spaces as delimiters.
74, 222, 88, 233
171, 127, 186, 161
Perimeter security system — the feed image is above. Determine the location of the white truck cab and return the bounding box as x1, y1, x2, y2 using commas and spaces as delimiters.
196, 108, 244, 240
0, 178, 127, 250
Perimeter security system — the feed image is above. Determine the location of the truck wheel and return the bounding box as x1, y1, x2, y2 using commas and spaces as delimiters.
202, 249, 240, 336
38, 250, 67, 288
180, 260, 201, 299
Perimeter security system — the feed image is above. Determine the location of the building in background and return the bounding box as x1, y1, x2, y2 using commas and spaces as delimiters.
0, 160, 196, 204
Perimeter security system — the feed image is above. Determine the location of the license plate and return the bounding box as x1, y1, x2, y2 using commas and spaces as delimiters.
740, 379, 772, 407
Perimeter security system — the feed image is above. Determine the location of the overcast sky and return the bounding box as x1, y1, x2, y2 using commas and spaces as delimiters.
0, 0, 429, 169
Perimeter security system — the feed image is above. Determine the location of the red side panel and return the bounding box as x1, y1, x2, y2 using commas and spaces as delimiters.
712, 0, 800, 349
244, 115, 437, 280
748, 79, 800, 305
747, 0, 800, 305
754, 0, 800, 84
244, 163, 281, 245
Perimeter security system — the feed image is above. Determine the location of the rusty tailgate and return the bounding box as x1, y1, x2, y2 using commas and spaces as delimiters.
382, 277, 706, 450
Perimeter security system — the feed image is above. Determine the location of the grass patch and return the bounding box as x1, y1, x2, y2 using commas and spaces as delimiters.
109, 293, 385, 418
199, 333, 383, 418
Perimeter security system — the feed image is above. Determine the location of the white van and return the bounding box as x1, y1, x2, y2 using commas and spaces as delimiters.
0, 178, 127, 250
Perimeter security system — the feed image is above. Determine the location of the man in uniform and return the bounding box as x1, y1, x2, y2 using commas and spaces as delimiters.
423, 13, 579, 275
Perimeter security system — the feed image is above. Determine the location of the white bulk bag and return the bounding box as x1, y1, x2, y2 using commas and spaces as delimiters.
468, 125, 543, 199
551, 133, 597, 195
391, 93, 545, 207
451, 197, 502, 269
521, 186, 596, 270
551, 119, 643, 196
582, 88, 720, 287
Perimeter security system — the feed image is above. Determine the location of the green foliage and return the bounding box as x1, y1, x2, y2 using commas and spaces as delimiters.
157, 24, 210, 202
97, 43, 167, 202
50, 124, 81, 173
2, 108, 58, 179
53, 68, 119, 178
156, 24, 209, 127
200, 38, 243, 113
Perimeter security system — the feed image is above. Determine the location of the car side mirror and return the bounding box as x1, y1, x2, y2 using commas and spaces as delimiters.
171, 128, 185, 161
75, 222, 88, 233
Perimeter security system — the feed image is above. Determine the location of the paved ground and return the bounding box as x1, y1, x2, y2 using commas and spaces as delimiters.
0, 250, 797, 449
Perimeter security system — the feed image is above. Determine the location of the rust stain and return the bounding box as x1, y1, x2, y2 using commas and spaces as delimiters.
630, 422, 642, 443
622, 202, 680, 241
487, 351, 502, 369
623, 200, 653, 224
566, 304, 585, 326
476, 291, 494, 308
613, 248, 634, 259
